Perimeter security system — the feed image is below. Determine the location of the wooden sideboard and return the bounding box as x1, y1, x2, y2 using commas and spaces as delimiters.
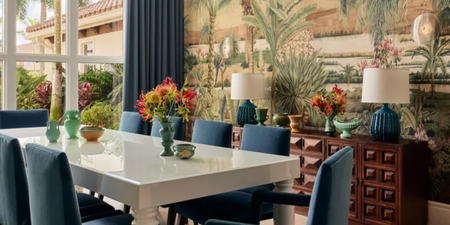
232, 126, 429, 225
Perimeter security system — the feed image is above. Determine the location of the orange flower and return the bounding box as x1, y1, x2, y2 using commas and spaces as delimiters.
336, 96, 347, 105
154, 85, 169, 97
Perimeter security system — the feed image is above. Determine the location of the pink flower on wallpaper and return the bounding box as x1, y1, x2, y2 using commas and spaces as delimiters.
390, 46, 404, 58
357, 60, 369, 71
380, 38, 394, 51
369, 59, 383, 68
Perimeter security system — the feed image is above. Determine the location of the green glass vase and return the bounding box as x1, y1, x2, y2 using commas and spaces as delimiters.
46, 120, 60, 142
158, 121, 175, 156
64, 110, 81, 139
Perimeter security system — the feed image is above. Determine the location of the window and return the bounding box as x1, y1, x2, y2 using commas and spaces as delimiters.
0, 0, 124, 126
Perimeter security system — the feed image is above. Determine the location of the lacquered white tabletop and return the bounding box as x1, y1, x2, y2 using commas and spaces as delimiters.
0, 126, 299, 225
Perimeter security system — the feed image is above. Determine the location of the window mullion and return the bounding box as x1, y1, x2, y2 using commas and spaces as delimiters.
67, 0, 79, 111
4, 0, 17, 110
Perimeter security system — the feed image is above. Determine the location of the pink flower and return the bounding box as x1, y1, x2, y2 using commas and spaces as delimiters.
357, 60, 369, 72
370, 59, 383, 68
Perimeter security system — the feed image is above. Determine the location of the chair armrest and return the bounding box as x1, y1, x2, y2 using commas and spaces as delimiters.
249, 190, 311, 224
205, 219, 255, 225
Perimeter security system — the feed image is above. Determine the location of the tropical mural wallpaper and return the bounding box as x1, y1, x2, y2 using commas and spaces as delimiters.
183, 0, 450, 204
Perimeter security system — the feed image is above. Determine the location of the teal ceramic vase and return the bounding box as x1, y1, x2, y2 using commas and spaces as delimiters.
172, 144, 196, 159
273, 113, 289, 127
370, 104, 400, 142
159, 121, 175, 156
236, 100, 258, 126
46, 120, 60, 142
324, 116, 336, 136
64, 110, 81, 139
333, 118, 360, 139
254, 108, 269, 126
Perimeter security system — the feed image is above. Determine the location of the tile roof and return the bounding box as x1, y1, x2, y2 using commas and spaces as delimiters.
26, 0, 123, 33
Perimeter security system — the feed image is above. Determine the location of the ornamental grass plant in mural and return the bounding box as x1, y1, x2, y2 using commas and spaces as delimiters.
183, 0, 450, 204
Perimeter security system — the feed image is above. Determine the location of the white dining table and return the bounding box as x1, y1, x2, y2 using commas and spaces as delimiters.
0, 126, 300, 225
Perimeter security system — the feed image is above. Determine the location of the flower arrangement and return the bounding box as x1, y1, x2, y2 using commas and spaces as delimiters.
134, 77, 197, 123
311, 85, 347, 117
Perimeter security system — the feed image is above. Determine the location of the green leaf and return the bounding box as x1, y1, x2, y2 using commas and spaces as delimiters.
268, 6, 288, 20
280, 4, 317, 34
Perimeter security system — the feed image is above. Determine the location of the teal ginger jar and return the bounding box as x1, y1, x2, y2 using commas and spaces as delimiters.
370, 104, 400, 142
46, 120, 60, 142
158, 121, 175, 156
64, 110, 81, 139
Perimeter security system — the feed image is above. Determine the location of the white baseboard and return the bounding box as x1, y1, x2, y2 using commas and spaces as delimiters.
429, 200, 450, 225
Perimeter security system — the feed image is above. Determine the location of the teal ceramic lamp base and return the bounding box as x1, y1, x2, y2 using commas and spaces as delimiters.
370, 104, 400, 142
236, 100, 258, 127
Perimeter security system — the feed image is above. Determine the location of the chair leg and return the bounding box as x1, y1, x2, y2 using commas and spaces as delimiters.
89, 191, 95, 196
98, 194, 104, 200
175, 214, 188, 225
123, 205, 131, 214
166, 205, 176, 225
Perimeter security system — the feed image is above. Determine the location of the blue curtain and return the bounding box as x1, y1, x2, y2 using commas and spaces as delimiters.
123, 0, 184, 134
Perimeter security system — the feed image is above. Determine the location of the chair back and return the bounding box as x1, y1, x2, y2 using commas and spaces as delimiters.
0, 110, 48, 129
0, 134, 31, 225
120, 111, 146, 134
192, 120, 232, 148
307, 146, 353, 225
25, 144, 82, 225
241, 125, 291, 156
151, 116, 184, 140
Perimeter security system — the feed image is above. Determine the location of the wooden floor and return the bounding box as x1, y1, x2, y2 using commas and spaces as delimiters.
101, 195, 308, 225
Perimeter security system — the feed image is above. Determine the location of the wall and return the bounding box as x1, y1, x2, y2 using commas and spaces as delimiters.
184, 0, 450, 204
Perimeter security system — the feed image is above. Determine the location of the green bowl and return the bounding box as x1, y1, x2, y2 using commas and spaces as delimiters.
333, 118, 360, 139
172, 144, 196, 159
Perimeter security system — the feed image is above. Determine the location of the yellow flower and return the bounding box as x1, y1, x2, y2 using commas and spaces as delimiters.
148, 92, 161, 103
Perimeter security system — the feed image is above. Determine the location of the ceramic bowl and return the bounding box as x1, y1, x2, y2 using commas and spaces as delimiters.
80, 126, 105, 141
172, 144, 196, 159
333, 118, 360, 139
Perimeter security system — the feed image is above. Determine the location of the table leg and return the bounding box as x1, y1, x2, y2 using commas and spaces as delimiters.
132, 206, 160, 225
273, 179, 295, 225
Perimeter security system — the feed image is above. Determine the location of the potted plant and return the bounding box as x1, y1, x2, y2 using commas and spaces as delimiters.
135, 78, 196, 156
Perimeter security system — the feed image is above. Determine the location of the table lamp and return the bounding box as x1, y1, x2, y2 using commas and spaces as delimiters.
362, 68, 410, 142
231, 73, 265, 126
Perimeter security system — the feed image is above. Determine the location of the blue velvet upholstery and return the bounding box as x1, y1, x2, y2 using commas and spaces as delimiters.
120, 111, 146, 134
0, 134, 31, 225
206, 220, 249, 225
175, 125, 291, 224
191, 119, 233, 147
24, 144, 133, 225
0, 109, 48, 129
204, 146, 354, 225
151, 116, 184, 140
175, 191, 273, 224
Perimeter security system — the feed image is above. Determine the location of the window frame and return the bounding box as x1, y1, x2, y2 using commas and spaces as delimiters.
0, 0, 125, 110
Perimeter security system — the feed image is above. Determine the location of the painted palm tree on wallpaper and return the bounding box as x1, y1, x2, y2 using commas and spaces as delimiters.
432, 0, 450, 34
408, 37, 450, 99
340, 64, 357, 85
242, 0, 317, 116
241, 0, 255, 73
338, 0, 407, 46
190, 0, 232, 101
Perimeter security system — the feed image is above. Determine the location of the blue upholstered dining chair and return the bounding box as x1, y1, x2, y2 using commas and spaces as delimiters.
0, 134, 31, 225
175, 125, 290, 225
191, 119, 233, 147
24, 143, 134, 225
204, 146, 354, 225
151, 116, 184, 140
120, 111, 146, 134
0, 109, 48, 129
0, 133, 119, 224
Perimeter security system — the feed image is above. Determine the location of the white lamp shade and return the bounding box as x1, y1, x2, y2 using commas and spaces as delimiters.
362, 68, 410, 104
230, 73, 265, 100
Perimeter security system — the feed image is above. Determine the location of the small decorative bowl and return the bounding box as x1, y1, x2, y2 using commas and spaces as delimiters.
80, 126, 105, 141
333, 118, 360, 139
172, 144, 196, 159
